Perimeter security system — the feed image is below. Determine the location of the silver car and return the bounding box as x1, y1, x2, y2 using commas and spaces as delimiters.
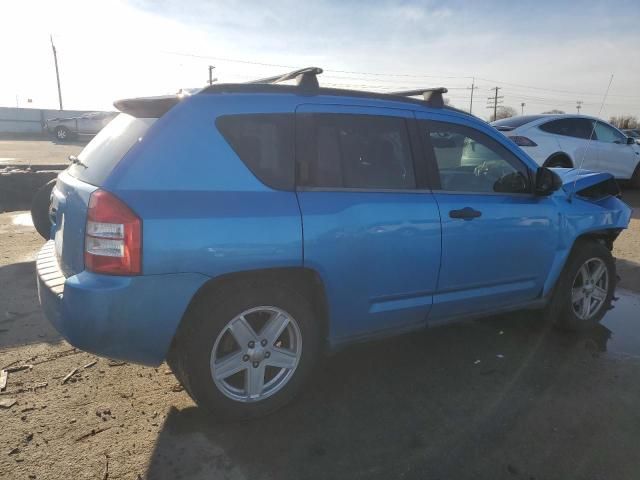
46, 111, 117, 141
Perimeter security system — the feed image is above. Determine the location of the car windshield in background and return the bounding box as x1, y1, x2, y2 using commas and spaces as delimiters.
491, 115, 546, 130
68, 113, 155, 186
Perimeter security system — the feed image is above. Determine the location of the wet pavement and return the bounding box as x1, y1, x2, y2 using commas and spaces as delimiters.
600, 289, 640, 358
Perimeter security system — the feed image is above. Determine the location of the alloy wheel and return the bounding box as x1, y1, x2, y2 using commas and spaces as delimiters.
210, 306, 302, 402
571, 257, 609, 321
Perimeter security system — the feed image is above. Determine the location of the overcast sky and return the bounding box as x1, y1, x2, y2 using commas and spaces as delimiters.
2, 0, 639, 120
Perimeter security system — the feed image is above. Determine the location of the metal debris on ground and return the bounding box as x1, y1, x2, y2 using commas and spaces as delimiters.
0, 369, 7, 391
499, 330, 504, 335
83, 360, 98, 369
75, 426, 112, 442
5, 364, 33, 373
474, 360, 481, 365
0, 398, 17, 409
102, 454, 109, 480
107, 361, 126, 367
496, 354, 505, 359
61, 368, 79, 384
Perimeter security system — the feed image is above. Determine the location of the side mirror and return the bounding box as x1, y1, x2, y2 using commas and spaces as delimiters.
535, 167, 562, 196
627, 137, 637, 145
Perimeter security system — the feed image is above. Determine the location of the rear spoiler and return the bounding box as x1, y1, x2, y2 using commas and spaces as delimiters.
113, 95, 182, 118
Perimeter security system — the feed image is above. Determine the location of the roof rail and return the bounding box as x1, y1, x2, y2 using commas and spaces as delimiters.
248, 67, 323, 90
391, 87, 448, 108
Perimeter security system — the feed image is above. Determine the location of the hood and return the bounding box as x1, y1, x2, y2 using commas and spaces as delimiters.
553, 168, 619, 197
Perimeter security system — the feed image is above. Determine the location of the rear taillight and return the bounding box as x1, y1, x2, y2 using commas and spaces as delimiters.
508, 135, 538, 147
84, 190, 141, 275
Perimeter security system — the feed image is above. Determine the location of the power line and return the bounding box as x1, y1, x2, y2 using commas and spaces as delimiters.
161, 50, 640, 99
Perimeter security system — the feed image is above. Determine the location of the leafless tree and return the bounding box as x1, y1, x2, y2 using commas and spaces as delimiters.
609, 115, 639, 129
489, 106, 517, 122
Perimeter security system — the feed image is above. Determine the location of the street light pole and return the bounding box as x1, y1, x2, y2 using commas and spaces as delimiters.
50, 35, 63, 110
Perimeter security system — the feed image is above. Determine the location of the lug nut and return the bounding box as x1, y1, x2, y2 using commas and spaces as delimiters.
242, 354, 249, 362
265, 351, 271, 358
261, 339, 268, 347
248, 341, 255, 348
252, 362, 259, 368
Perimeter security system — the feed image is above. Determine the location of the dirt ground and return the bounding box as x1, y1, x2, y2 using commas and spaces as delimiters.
0, 191, 639, 480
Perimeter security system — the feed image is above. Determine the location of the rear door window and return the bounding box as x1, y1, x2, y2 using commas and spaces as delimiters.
68, 113, 155, 186
296, 113, 416, 190
539, 118, 594, 139
216, 114, 294, 190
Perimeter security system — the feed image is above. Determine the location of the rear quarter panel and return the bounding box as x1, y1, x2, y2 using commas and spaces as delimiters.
104, 94, 304, 278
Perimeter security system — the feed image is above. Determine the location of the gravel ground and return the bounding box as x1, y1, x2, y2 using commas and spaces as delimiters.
0, 190, 638, 480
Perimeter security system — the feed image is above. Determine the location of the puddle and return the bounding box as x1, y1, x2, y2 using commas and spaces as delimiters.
10, 212, 34, 227
600, 288, 640, 357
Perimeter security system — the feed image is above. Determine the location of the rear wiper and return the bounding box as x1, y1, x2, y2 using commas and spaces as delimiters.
68, 155, 87, 168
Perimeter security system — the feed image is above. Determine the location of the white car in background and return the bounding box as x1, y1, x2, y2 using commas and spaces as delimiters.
491, 114, 640, 187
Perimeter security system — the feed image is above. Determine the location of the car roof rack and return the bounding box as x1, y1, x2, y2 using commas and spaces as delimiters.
248, 67, 323, 90
390, 87, 448, 108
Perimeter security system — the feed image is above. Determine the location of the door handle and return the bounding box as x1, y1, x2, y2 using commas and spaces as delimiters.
449, 207, 482, 221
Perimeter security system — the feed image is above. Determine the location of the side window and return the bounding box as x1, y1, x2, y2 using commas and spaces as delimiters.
594, 121, 626, 144
297, 113, 416, 190
421, 120, 530, 194
539, 118, 594, 139
216, 114, 294, 190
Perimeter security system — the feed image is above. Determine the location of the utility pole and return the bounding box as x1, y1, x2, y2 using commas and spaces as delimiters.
50, 35, 63, 110
486, 87, 503, 121
468, 77, 479, 115
208, 65, 217, 85
521, 102, 526, 115
576, 100, 583, 114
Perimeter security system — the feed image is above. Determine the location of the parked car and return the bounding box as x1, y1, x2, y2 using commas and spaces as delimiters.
36, 68, 631, 420
491, 114, 640, 187
622, 128, 640, 144
46, 111, 117, 141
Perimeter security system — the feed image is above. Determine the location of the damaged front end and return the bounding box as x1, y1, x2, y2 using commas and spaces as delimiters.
541, 168, 632, 296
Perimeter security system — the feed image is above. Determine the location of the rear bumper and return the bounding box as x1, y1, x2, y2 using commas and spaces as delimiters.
36, 241, 209, 366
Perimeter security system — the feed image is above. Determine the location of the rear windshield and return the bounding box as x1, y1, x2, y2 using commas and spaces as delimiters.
491, 115, 545, 129
68, 113, 155, 185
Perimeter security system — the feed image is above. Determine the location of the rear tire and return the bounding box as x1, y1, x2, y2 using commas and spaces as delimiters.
630, 163, 640, 189
54, 126, 71, 142
545, 240, 615, 331
31, 179, 56, 240
170, 283, 321, 421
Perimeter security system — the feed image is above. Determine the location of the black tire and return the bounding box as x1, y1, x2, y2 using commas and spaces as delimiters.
30, 179, 56, 240
170, 282, 321, 421
630, 163, 640, 189
54, 126, 71, 142
545, 240, 615, 331
544, 155, 572, 168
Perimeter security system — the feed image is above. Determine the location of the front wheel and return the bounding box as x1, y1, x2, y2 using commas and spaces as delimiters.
546, 240, 615, 331
170, 283, 321, 420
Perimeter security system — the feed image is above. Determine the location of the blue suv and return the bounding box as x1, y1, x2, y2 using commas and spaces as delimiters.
37, 68, 631, 419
